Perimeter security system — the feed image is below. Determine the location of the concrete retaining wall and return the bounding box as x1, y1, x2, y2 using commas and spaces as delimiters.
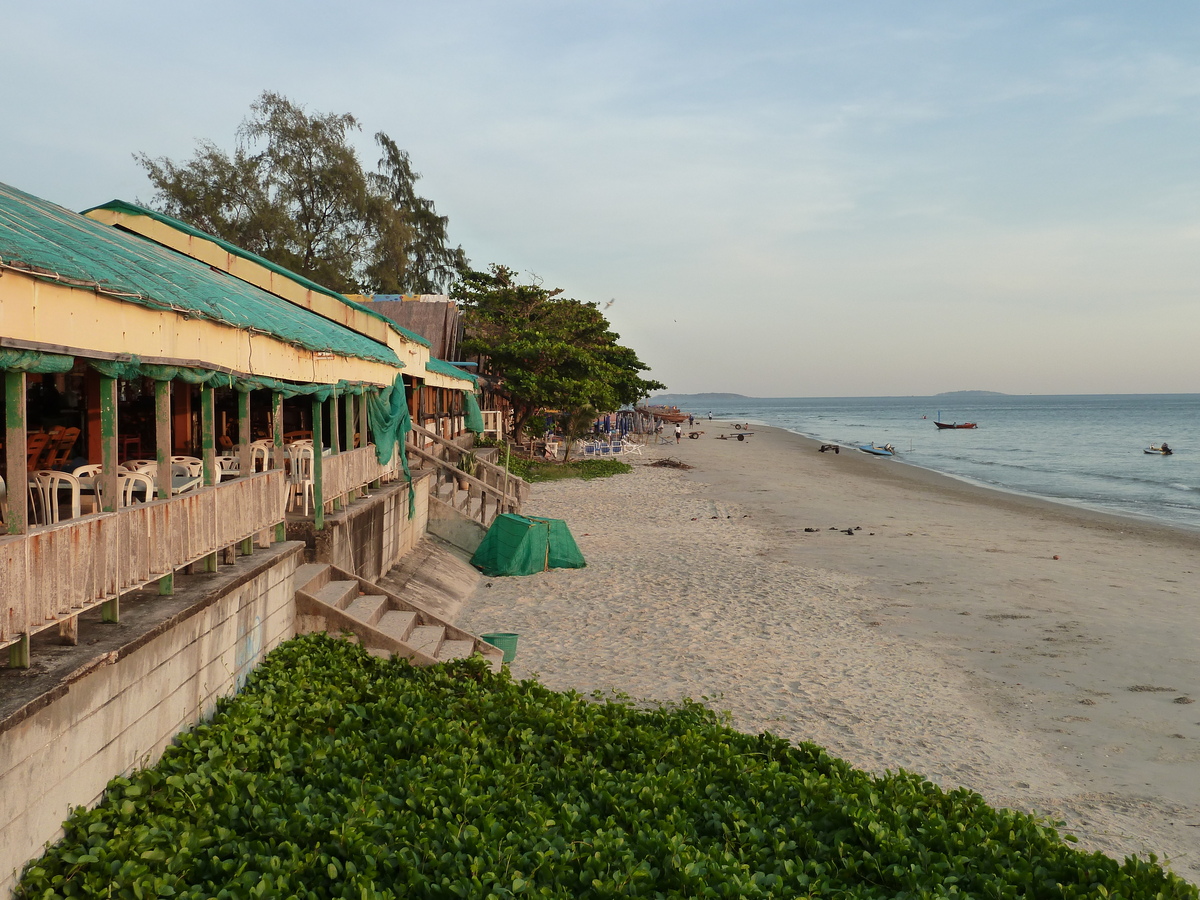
0, 544, 304, 896
304, 473, 431, 581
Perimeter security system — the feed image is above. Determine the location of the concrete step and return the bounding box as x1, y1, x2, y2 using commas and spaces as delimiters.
437, 639, 476, 661
311, 580, 359, 610
343, 594, 388, 625
294, 562, 331, 595
376, 609, 417, 642
407, 625, 445, 657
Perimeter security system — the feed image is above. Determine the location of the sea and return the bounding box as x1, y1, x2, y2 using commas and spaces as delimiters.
670, 394, 1200, 533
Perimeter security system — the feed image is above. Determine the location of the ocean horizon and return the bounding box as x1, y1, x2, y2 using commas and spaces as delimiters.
654, 392, 1200, 532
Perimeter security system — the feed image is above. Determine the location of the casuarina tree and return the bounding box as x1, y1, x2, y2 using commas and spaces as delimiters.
136, 91, 466, 295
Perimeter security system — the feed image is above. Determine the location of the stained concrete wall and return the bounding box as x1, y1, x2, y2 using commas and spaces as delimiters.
305, 473, 431, 581
0, 544, 304, 896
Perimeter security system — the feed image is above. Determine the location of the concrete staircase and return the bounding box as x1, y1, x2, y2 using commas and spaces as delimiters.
294, 539, 504, 669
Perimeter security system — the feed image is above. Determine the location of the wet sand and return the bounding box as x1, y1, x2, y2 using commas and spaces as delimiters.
457, 422, 1200, 881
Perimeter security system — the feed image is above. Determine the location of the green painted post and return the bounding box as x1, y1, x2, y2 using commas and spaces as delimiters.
5, 371, 28, 534
200, 385, 216, 487
9, 634, 30, 669
312, 396, 324, 530
155, 380, 171, 500
345, 388, 356, 450
156, 380, 174, 594
272, 392, 285, 543
237, 388, 251, 477
329, 390, 342, 511
99, 376, 118, 513
200, 385, 218, 573
100, 373, 120, 629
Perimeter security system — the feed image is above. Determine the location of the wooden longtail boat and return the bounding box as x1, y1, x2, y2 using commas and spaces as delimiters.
934, 421, 977, 429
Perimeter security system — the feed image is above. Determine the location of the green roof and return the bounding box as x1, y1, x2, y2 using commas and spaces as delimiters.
0, 182, 400, 368
83, 199, 432, 349
425, 356, 478, 388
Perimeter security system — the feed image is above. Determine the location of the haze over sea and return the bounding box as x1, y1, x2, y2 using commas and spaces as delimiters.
662, 393, 1200, 532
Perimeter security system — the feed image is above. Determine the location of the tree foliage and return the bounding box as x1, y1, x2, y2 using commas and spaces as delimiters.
455, 265, 665, 439
136, 91, 466, 295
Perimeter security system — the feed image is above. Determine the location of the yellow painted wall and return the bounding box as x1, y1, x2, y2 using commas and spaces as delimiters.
1, 271, 400, 386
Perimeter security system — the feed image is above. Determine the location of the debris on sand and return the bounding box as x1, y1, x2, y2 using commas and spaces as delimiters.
649, 457, 693, 469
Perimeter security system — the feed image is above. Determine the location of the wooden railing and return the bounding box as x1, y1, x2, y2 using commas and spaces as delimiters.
322, 445, 403, 503
407, 425, 527, 526
0, 471, 287, 656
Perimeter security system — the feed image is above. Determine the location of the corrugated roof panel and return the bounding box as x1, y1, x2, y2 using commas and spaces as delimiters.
0, 182, 400, 367
83, 200, 432, 349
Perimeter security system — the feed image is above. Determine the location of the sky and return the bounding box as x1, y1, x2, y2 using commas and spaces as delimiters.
3, 1, 1200, 397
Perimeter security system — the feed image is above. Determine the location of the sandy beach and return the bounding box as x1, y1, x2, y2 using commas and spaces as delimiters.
457, 422, 1200, 882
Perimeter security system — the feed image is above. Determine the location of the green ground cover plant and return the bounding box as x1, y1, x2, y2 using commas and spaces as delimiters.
20, 635, 1195, 899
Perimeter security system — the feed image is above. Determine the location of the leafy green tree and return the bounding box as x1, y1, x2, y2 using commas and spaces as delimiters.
456, 265, 665, 441
136, 91, 466, 295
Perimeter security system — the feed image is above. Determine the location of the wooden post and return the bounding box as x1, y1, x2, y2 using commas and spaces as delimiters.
328, 389, 342, 511
272, 391, 285, 543
99, 376, 118, 513
271, 392, 284, 471
238, 388, 252, 476
200, 385, 217, 487
155, 380, 171, 500
5, 371, 28, 534
8, 633, 29, 669
200, 385, 217, 573
101, 381, 121, 618
345, 388, 356, 450
312, 396, 324, 530
329, 389, 340, 456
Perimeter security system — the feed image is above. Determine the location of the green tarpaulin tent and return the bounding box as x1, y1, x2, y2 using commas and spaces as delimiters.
470, 513, 586, 576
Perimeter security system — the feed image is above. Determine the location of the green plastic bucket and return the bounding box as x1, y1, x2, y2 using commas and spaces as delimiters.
481, 632, 519, 663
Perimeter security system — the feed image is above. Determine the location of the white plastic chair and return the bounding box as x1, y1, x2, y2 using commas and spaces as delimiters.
620, 438, 643, 456
29, 470, 82, 524
285, 444, 315, 515
215, 455, 240, 480
170, 456, 203, 477
73, 464, 120, 513
249, 440, 273, 472
117, 470, 156, 506
122, 459, 157, 472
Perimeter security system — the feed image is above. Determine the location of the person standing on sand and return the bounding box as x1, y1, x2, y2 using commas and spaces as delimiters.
689, 414, 695, 427
675, 423, 682, 443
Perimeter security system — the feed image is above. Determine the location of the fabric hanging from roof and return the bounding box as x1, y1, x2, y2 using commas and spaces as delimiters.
367, 373, 414, 517
0, 349, 75, 373
463, 390, 485, 434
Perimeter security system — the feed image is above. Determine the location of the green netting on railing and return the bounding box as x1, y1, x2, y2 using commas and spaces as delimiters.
464, 390, 486, 433
367, 373, 415, 518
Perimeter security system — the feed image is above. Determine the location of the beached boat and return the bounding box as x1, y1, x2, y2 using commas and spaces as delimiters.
1144, 445, 1174, 455
934, 421, 977, 429
859, 443, 895, 456
639, 405, 688, 423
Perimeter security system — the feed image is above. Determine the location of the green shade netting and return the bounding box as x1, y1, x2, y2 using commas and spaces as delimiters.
463, 391, 485, 433
470, 514, 586, 577
0, 350, 75, 373
366, 373, 414, 518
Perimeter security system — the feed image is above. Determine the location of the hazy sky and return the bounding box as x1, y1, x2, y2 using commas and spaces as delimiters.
4, 2, 1199, 397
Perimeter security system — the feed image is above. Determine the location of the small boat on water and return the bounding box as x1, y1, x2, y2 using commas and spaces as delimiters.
859, 443, 895, 456
934, 421, 977, 430
1144, 445, 1174, 456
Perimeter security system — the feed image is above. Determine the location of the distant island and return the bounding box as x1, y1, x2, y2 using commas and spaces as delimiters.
647, 392, 749, 403
934, 390, 1008, 398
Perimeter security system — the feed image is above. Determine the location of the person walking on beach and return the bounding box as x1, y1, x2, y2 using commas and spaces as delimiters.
674, 423, 682, 443
688, 414, 695, 427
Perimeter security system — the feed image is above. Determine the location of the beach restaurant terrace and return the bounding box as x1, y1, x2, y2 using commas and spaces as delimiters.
0, 182, 482, 668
